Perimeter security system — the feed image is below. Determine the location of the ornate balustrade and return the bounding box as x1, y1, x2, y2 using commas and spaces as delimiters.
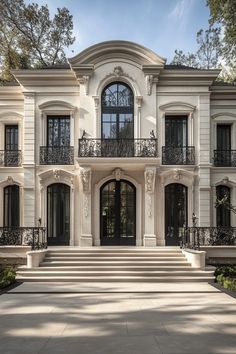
40, 146, 74, 165
213, 150, 236, 167
78, 138, 158, 157
0, 150, 22, 167
182, 227, 236, 250
162, 146, 195, 165
0, 227, 47, 250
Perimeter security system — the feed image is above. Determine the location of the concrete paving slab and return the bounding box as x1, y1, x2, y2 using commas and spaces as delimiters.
0, 281, 235, 354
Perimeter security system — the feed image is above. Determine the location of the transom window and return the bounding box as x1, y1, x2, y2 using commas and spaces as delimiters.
101, 82, 134, 139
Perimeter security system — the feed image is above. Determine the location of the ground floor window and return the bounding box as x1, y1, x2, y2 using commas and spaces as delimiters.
4, 185, 20, 227
165, 183, 188, 246
216, 185, 231, 227
47, 183, 70, 245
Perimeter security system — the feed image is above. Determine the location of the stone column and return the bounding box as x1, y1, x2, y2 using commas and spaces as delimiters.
143, 166, 157, 247
79, 167, 93, 246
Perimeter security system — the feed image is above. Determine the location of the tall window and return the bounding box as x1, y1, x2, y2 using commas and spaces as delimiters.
4, 185, 20, 227
165, 116, 188, 147
217, 125, 231, 151
216, 185, 231, 227
5, 125, 18, 151
101, 82, 134, 139
47, 116, 70, 146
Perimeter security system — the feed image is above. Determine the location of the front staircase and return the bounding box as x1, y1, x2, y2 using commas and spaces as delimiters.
17, 248, 215, 282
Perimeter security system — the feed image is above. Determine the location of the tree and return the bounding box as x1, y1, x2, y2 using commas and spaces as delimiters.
171, 50, 199, 68
196, 25, 221, 69
207, 0, 236, 64
170, 25, 221, 69
0, 0, 75, 80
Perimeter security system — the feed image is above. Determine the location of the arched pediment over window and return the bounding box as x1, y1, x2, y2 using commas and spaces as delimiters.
39, 100, 76, 112
159, 102, 196, 113
68, 40, 166, 67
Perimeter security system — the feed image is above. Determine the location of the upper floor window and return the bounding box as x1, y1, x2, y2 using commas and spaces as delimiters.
101, 82, 134, 139
47, 116, 70, 146
165, 116, 188, 147
4, 185, 20, 227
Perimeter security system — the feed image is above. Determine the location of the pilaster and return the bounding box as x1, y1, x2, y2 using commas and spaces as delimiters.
143, 166, 157, 247
79, 167, 93, 246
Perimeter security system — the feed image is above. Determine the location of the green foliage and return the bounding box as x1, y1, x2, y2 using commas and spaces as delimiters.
0, 266, 16, 289
215, 265, 236, 277
207, 0, 236, 64
0, 0, 75, 80
170, 25, 221, 69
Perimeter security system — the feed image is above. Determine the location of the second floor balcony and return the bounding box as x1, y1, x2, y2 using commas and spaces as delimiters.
213, 150, 236, 167
78, 138, 158, 158
40, 146, 74, 165
0, 150, 22, 167
162, 146, 195, 165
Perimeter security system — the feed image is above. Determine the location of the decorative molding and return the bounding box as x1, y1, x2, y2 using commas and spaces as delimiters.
79, 167, 91, 193
144, 168, 156, 193
53, 169, 60, 180
211, 112, 236, 120
135, 96, 143, 108
102, 66, 136, 85
0, 176, 22, 188
160, 169, 194, 187
215, 176, 236, 188
0, 112, 23, 121
39, 100, 76, 111
173, 169, 182, 181
159, 101, 196, 112
93, 96, 99, 109
38, 169, 75, 188
23, 92, 35, 99
112, 168, 124, 181
145, 75, 153, 95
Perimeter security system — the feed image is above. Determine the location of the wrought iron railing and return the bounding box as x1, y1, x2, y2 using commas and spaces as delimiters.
0, 227, 47, 250
213, 150, 236, 167
162, 146, 195, 165
40, 146, 74, 165
78, 138, 158, 157
182, 227, 236, 250
0, 150, 22, 167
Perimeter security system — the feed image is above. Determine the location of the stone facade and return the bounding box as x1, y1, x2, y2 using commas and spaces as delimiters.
0, 40, 236, 246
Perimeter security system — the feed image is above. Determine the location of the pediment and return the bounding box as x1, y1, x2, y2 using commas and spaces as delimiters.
159, 102, 196, 112
69, 40, 166, 67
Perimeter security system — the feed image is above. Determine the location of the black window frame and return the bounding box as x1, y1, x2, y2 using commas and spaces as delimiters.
216, 185, 231, 227
101, 82, 134, 140
47, 115, 71, 147
3, 184, 20, 227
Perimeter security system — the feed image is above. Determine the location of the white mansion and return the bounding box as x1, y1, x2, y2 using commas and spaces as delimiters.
0, 40, 236, 248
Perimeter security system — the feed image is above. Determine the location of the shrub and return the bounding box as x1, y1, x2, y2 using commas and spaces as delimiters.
0, 266, 16, 289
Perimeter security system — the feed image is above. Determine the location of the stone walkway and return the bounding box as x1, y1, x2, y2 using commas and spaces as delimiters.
0, 282, 236, 354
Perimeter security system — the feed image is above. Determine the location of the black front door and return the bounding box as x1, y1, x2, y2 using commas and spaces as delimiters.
47, 183, 70, 245
165, 183, 188, 246
100, 179, 136, 245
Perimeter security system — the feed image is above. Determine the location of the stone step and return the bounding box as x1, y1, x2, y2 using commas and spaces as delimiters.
43, 256, 187, 262
41, 260, 192, 267
33, 265, 195, 271
16, 275, 215, 283
47, 248, 181, 253
17, 270, 214, 277
46, 252, 184, 257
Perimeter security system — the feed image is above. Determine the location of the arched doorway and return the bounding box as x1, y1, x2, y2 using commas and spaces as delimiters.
100, 179, 136, 245
4, 185, 20, 227
165, 183, 188, 246
47, 183, 70, 245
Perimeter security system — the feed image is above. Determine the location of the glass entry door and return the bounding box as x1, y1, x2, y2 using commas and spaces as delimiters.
100, 179, 136, 245
165, 183, 188, 246
47, 183, 70, 245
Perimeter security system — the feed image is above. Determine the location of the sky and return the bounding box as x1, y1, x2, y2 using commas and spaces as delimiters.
29, 0, 210, 63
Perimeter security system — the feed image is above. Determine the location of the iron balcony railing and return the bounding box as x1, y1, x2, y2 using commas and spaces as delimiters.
0, 150, 22, 167
78, 138, 158, 158
0, 227, 47, 250
40, 146, 74, 165
162, 146, 195, 165
213, 150, 236, 167
182, 227, 236, 250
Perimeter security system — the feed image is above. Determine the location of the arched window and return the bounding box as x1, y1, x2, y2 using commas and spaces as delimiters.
4, 185, 20, 227
101, 82, 134, 139
216, 185, 231, 227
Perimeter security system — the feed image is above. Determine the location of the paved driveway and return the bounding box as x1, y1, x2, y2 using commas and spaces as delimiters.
0, 282, 236, 354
